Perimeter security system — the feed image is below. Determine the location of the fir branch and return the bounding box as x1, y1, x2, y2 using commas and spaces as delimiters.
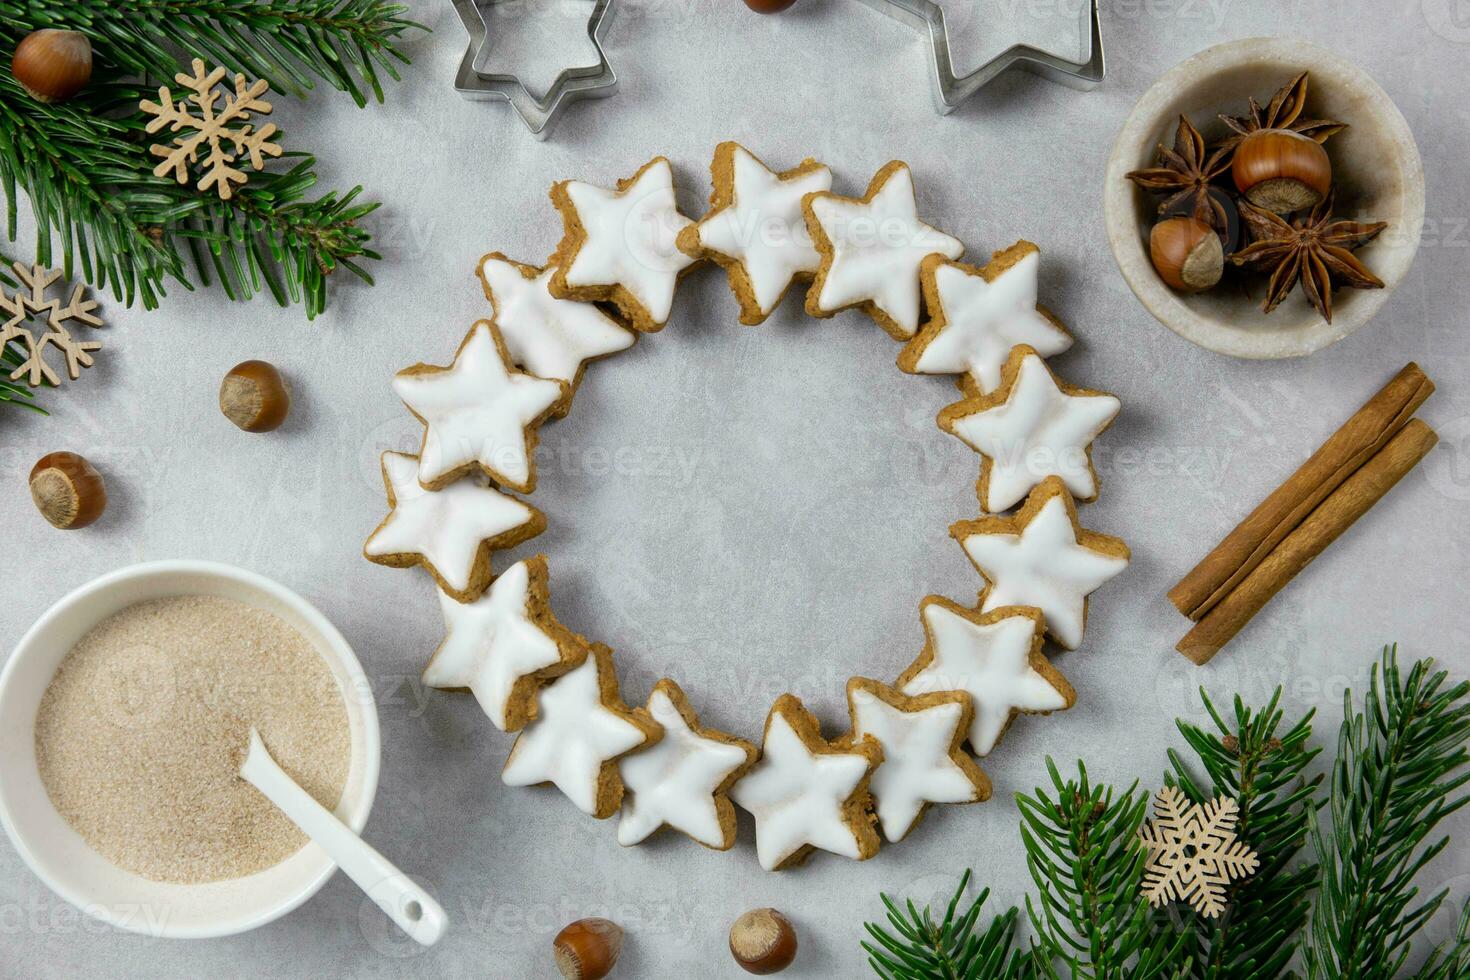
0, 74, 182, 307
1160, 688, 1322, 980
0, 0, 417, 321
1021, 760, 1192, 980
863, 869, 1035, 980
1303, 645, 1470, 980
0, 0, 423, 106
177, 157, 380, 319
860, 648, 1470, 980
0, 72, 378, 317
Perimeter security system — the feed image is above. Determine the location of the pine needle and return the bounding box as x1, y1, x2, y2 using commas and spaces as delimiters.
0, 0, 423, 340
1303, 646, 1470, 980
859, 646, 1470, 980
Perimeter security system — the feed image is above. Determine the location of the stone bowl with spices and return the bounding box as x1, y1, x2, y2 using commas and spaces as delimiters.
1103, 36, 1425, 360
0, 560, 382, 939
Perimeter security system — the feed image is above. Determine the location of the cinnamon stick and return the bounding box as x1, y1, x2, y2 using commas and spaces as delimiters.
1168, 363, 1434, 621
1176, 418, 1438, 665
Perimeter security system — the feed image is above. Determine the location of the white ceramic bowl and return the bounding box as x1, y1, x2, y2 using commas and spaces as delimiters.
1104, 37, 1425, 359
0, 560, 380, 939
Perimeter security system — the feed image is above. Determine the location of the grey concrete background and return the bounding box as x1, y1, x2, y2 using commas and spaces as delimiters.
3, 1, 1469, 976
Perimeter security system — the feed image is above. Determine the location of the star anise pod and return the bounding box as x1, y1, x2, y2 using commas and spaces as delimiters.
1232, 193, 1387, 322
1219, 71, 1347, 154
1126, 114, 1234, 236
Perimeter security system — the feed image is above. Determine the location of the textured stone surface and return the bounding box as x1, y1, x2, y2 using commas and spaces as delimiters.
2, 1, 1468, 976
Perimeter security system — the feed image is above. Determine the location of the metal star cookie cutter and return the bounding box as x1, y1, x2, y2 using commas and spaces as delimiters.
452, 0, 618, 140
857, 0, 1105, 114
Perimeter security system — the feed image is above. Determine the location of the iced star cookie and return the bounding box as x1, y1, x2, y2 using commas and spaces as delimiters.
501, 643, 661, 819
477, 253, 636, 416
899, 241, 1073, 395
549, 156, 698, 332
938, 346, 1121, 514
676, 142, 833, 325
421, 556, 585, 732
802, 160, 964, 341
394, 321, 566, 493
844, 678, 990, 844
363, 451, 546, 603
951, 477, 1130, 650
730, 694, 883, 871
617, 679, 758, 850
898, 599, 1073, 756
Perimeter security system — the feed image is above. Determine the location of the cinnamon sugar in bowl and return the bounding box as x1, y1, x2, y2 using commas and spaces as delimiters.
0, 561, 380, 939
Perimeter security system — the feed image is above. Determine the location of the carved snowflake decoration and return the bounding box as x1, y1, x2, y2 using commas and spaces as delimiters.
0, 263, 103, 388
1139, 785, 1259, 919
141, 59, 283, 200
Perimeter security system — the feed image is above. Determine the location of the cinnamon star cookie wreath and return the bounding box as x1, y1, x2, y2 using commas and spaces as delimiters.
364, 141, 1130, 870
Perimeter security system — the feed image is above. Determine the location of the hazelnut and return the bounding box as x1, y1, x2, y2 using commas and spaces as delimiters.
12, 29, 92, 104
220, 359, 290, 432
553, 918, 623, 980
1149, 216, 1224, 293
730, 908, 798, 974
29, 452, 106, 529
1231, 128, 1332, 214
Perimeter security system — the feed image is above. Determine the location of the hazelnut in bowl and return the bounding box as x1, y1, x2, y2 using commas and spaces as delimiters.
1103, 37, 1424, 359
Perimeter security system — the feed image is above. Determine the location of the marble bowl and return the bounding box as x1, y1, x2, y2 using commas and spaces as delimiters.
1103, 37, 1424, 359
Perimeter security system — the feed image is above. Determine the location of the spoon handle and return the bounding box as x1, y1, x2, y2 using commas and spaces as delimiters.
240, 729, 448, 946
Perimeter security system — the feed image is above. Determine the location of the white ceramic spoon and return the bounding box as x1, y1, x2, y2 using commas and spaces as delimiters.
239, 728, 448, 946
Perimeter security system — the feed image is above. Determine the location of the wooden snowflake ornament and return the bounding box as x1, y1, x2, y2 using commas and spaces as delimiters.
0, 263, 102, 387
1139, 785, 1259, 918
142, 58, 282, 200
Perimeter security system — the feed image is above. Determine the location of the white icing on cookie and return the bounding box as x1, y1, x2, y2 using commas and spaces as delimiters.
849, 686, 982, 842
365, 451, 540, 595
959, 494, 1129, 650
560, 158, 696, 326
479, 256, 635, 386
393, 322, 563, 491
501, 652, 650, 816
422, 560, 563, 731
914, 250, 1073, 393
902, 604, 1067, 756
944, 351, 1120, 512
617, 685, 751, 848
693, 146, 832, 318
808, 163, 963, 336
731, 707, 874, 870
